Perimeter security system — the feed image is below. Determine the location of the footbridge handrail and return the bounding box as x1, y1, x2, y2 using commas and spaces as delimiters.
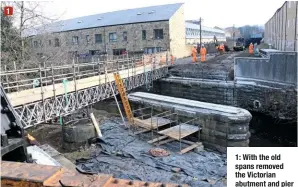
0, 51, 171, 128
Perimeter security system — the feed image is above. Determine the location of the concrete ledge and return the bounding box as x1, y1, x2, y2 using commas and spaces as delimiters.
128, 92, 252, 152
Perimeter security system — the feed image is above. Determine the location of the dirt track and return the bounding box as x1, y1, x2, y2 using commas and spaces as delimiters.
170, 52, 246, 81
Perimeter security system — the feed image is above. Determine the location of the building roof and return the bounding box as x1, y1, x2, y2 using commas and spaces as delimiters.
25, 3, 183, 37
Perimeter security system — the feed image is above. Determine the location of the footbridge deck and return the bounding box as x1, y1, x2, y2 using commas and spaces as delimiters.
1, 52, 170, 128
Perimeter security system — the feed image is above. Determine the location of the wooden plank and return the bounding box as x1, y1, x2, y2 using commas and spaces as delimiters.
147, 135, 168, 144
180, 139, 200, 145
133, 117, 171, 130
154, 138, 175, 146
158, 124, 200, 140
179, 143, 200, 154
134, 129, 151, 135
143, 117, 172, 127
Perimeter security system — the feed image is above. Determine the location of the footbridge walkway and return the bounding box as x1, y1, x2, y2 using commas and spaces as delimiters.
1, 52, 171, 128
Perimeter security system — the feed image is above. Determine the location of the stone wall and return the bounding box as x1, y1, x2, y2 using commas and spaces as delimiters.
235, 83, 297, 120
128, 92, 252, 153
150, 76, 297, 120
30, 5, 192, 60
30, 21, 170, 56
154, 77, 235, 106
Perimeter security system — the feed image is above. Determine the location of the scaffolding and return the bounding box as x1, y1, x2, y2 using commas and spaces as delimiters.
132, 106, 203, 154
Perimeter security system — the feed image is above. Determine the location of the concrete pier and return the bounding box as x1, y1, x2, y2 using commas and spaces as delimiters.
128, 92, 252, 152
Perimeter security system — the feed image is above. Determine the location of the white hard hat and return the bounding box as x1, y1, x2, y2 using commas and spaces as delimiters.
202, 44, 204, 47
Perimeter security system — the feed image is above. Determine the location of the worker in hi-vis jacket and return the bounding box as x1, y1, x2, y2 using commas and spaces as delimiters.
200, 44, 207, 62
192, 45, 198, 63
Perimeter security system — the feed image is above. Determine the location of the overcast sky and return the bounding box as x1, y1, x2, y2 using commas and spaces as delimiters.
38, 0, 285, 28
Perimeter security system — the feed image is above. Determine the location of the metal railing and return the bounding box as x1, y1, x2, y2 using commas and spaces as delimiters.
1, 52, 169, 93
2, 51, 170, 128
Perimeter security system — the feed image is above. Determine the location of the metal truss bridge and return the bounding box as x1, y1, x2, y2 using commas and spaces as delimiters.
1, 52, 171, 128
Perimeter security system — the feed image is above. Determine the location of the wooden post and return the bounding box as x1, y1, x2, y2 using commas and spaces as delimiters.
51, 64, 56, 101
43, 61, 47, 86
39, 65, 46, 122
13, 61, 19, 92
90, 113, 103, 138
104, 60, 107, 85
4, 65, 9, 92
77, 61, 80, 78
93, 63, 95, 77
73, 59, 78, 109
98, 58, 101, 85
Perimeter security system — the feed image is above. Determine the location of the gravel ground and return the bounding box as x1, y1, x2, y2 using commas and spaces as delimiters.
170, 52, 243, 81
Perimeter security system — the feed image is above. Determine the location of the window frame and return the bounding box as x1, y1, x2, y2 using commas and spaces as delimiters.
33, 41, 38, 48
109, 32, 117, 42
54, 38, 60, 47
95, 34, 103, 43
123, 31, 127, 41
72, 36, 79, 45
154, 29, 164, 40
142, 30, 146, 40
86, 35, 90, 44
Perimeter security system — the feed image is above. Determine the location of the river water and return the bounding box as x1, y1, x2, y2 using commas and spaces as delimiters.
249, 112, 297, 147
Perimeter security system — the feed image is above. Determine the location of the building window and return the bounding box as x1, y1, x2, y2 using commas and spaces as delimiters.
142, 30, 146, 40
109, 32, 117, 42
113, 48, 126, 56
123, 32, 127, 41
144, 47, 162, 54
86, 35, 90, 44
89, 50, 101, 55
48, 40, 52, 46
95, 34, 102, 43
33, 41, 38, 48
72, 36, 79, 45
154, 29, 163, 39
54, 38, 60, 47
68, 51, 78, 58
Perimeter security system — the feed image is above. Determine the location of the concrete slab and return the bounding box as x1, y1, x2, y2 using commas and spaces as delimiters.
129, 92, 251, 122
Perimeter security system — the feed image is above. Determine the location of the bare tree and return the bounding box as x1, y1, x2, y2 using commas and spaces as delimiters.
1, 1, 69, 91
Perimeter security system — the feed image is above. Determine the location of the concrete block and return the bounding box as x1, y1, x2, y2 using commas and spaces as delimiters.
194, 144, 204, 153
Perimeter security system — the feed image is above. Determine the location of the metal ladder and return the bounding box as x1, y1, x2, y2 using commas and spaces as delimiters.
113, 72, 133, 124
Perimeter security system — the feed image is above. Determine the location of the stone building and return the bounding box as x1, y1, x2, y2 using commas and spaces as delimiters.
264, 1, 298, 51
27, 3, 225, 59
